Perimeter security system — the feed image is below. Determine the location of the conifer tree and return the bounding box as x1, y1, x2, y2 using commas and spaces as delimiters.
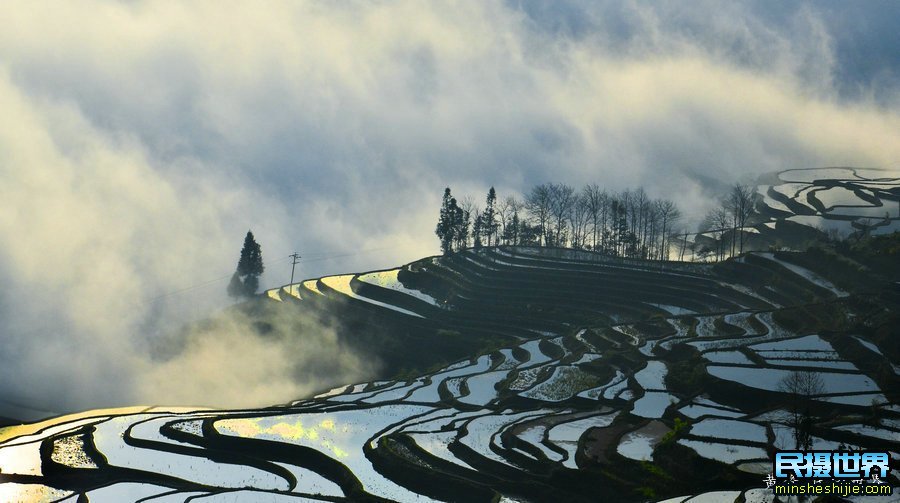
502, 210, 519, 245
228, 230, 265, 298
226, 271, 244, 299
451, 198, 468, 251
473, 214, 483, 248
482, 187, 498, 246
436, 188, 455, 255
242, 273, 260, 297
238, 231, 264, 277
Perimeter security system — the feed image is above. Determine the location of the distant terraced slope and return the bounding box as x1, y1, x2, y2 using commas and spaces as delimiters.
2, 242, 898, 502
758, 168, 900, 234
686, 167, 900, 256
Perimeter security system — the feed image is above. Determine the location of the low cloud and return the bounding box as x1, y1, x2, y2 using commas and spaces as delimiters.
138, 304, 377, 409
0, 1, 897, 416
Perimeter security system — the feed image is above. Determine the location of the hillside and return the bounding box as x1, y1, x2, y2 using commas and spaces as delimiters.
1, 230, 899, 501
5, 0, 900, 496
1, 168, 898, 502
690, 167, 900, 256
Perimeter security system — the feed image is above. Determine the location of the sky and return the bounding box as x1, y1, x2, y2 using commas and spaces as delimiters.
1, 0, 898, 416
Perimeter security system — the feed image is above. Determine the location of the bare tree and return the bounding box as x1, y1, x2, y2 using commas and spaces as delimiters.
656, 200, 681, 260
779, 370, 825, 450
701, 206, 731, 261
617, 190, 636, 256
525, 184, 552, 246
728, 184, 755, 254
547, 183, 576, 247
644, 203, 660, 259
583, 184, 606, 250
634, 188, 650, 252
674, 227, 691, 261
497, 196, 521, 245
456, 196, 478, 250
569, 193, 591, 249
610, 196, 628, 256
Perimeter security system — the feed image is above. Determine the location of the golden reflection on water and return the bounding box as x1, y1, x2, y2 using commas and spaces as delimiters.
0, 482, 71, 503
302, 280, 324, 295
218, 417, 350, 458
0, 406, 206, 444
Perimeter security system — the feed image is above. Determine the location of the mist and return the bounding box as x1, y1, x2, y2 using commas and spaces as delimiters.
138, 303, 378, 409
1, 0, 898, 418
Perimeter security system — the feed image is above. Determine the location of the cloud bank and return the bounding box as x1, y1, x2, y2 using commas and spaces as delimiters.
0, 0, 897, 415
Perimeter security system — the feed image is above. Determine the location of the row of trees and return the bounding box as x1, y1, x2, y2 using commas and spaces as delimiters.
436, 184, 683, 260
698, 184, 756, 261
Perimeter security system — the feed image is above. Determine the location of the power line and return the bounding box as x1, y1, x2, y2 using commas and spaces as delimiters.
289, 252, 302, 285
148, 246, 403, 302
299, 246, 396, 263
147, 273, 234, 302
147, 254, 294, 302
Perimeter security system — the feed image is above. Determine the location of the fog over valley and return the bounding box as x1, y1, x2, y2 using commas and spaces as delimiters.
1, 0, 898, 417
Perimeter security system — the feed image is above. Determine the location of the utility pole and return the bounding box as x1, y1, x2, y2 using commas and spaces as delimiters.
289, 252, 301, 285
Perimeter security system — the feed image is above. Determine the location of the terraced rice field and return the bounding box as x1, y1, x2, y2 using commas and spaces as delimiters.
755, 167, 900, 237
2, 222, 899, 501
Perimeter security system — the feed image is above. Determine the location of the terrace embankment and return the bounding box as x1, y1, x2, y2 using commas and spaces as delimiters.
2, 240, 899, 502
